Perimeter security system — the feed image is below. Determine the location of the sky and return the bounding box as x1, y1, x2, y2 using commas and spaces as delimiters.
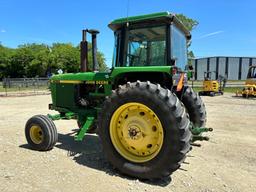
0, 0, 256, 66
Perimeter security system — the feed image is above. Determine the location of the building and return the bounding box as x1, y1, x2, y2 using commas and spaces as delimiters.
191, 57, 256, 80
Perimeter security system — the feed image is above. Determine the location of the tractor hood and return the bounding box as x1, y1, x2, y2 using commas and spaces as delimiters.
50, 66, 173, 84
50, 72, 111, 83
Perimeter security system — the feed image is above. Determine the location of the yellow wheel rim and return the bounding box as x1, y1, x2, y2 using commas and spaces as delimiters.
30, 125, 44, 144
110, 102, 164, 163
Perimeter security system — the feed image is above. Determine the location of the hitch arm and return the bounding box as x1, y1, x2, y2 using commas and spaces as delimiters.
191, 127, 213, 135
191, 126, 213, 143
74, 116, 95, 141
192, 135, 210, 142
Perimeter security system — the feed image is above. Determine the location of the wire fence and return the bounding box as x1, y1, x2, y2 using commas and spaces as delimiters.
0, 78, 50, 97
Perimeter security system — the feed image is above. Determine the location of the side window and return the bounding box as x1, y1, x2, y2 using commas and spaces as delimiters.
171, 25, 188, 70
127, 41, 147, 66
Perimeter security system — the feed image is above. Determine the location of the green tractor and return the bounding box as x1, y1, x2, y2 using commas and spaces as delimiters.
25, 12, 211, 180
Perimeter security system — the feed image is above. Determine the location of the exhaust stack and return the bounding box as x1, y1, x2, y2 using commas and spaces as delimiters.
80, 30, 88, 72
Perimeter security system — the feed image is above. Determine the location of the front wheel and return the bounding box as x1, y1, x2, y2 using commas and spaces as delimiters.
98, 81, 191, 180
178, 86, 207, 128
25, 115, 58, 151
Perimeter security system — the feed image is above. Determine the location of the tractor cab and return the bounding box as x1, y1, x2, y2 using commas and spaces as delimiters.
108, 12, 191, 70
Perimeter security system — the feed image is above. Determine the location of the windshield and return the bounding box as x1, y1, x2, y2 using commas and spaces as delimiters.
125, 26, 166, 66
171, 25, 188, 70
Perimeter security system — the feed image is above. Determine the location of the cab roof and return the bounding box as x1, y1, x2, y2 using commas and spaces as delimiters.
108, 11, 191, 40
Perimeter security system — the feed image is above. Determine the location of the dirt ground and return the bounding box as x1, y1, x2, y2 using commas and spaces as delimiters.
0, 93, 255, 192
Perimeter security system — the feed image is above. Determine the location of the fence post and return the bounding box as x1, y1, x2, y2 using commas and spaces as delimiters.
3, 78, 6, 88
5, 84, 7, 96
33, 78, 36, 94
8, 77, 11, 88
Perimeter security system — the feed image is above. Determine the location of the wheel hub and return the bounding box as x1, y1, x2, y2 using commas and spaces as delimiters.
30, 125, 44, 144
110, 102, 164, 163
128, 126, 141, 139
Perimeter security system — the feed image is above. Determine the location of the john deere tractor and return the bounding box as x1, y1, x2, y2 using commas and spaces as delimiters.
25, 12, 211, 180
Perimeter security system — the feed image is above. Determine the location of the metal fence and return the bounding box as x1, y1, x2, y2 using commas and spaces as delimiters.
2, 77, 49, 88
1, 78, 50, 97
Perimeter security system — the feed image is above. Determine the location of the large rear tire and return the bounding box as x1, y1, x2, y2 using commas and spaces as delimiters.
98, 81, 191, 179
178, 86, 207, 128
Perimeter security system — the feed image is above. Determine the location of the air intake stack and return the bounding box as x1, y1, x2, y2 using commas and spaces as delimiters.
80, 30, 88, 72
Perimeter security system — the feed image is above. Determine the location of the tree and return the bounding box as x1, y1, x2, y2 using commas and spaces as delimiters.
50, 43, 80, 74
176, 14, 199, 32
0, 45, 14, 78
7, 44, 50, 78
0, 42, 107, 79
50, 43, 107, 74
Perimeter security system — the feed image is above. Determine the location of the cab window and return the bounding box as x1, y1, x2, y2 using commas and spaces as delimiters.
171, 25, 188, 70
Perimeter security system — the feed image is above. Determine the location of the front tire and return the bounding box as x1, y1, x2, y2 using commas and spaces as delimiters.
98, 81, 191, 180
178, 86, 207, 128
25, 115, 58, 151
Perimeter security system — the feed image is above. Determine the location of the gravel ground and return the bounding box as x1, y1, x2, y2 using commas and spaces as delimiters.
0, 93, 255, 192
